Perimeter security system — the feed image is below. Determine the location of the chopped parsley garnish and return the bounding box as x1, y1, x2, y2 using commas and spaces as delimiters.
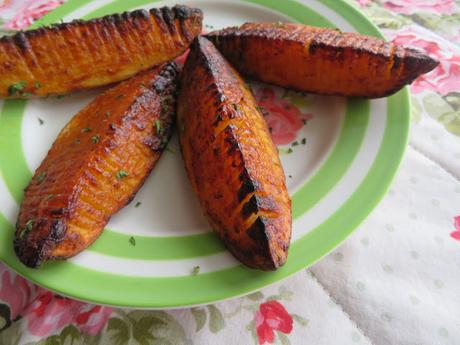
38, 117, 44, 125
287, 148, 293, 154
116, 170, 129, 180
301, 138, 306, 145
139, 82, 146, 88
256, 105, 265, 112
276, 21, 285, 28
36, 171, 47, 184
8, 81, 27, 96
46, 194, 55, 200
91, 135, 100, 144
232, 103, 239, 111
129, 236, 136, 246
134, 201, 142, 208
155, 120, 162, 134
81, 127, 91, 133
292, 141, 299, 146
34, 81, 41, 89
20, 219, 33, 239
192, 265, 200, 275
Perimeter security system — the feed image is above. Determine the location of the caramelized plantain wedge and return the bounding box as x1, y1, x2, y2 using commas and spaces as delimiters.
206, 23, 439, 98
178, 37, 291, 270
14, 62, 179, 268
0, 5, 201, 99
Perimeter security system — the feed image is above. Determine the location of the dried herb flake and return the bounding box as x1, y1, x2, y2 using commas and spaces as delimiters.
155, 120, 162, 134
116, 170, 129, 180
36, 171, 47, 184
20, 219, 33, 239
8, 81, 27, 96
192, 266, 200, 275
91, 135, 100, 144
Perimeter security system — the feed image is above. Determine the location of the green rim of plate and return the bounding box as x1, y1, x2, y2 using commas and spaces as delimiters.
0, 0, 409, 308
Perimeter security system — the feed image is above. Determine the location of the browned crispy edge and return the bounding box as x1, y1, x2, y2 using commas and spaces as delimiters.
1, 5, 202, 45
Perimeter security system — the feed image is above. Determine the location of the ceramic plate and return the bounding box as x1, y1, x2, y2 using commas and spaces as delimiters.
0, 0, 409, 308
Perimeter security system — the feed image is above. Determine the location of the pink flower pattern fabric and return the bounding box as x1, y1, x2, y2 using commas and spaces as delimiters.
0, 0, 459, 344
20, 289, 112, 337
0, 266, 35, 320
382, 0, 455, 15
0, 0, 63, 30
451, 216, 460, 241
255, 300, 293, 344
390, 27, 460, 95
254, 87, 312, 145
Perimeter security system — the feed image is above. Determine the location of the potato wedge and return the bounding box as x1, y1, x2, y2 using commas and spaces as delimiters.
178, 37, 291, 270
14, 62, 179, 268
0, 5, 201, 99
206, 23, 439, 98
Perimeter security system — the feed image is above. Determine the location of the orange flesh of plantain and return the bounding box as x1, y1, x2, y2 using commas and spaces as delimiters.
206, 23, 439, 98
14, 62, 179, 268
178, 37, 292, 270
0, 6, 201, 98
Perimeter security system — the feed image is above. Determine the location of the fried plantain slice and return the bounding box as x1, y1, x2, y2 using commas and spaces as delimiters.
178, 37, 291, 270
0, 6, 201, 98
206, 23, 438, 98
14, 62, 179, 268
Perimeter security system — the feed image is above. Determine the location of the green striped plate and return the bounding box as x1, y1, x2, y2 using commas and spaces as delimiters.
0, 0, 409, 308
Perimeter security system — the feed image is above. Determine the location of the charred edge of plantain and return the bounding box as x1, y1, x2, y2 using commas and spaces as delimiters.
184, 37, 289, 270
14, 62, 180, 268
14, 218, 67, 268
114, 62, 180, 214
143, 61, 180, 153
0, 5, 203, 49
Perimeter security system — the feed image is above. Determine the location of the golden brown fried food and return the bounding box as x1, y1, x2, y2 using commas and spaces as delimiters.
0, 5, 201, 99
178, 37, 291, 270
14, 62, 179, 268
206, 23, 439, 98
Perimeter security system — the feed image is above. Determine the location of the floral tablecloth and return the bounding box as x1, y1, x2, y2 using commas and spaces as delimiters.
0, 0, 459, 344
